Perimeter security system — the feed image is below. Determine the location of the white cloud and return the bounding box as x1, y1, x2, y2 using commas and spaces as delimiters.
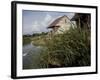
41, 14, 53, 27
44, 14, 52, 23
32, 14, 53, 32
32, 14, 53, 33
32, 21, 41, 33
32, 13, 75, 34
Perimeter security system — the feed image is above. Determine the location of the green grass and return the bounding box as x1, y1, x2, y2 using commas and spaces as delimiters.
23, 37, 31, 45
23, 35, 47, 46
40, 28, 91, 68
31, 35, 47, 46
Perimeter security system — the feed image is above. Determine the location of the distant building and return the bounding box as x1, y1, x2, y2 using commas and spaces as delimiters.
71, 13, 91, 29
47, 15, 74, 35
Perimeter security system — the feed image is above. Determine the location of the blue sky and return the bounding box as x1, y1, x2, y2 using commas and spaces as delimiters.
22, 10, 75, 35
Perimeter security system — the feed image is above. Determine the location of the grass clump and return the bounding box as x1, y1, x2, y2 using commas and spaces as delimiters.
40, 28, 91, 68
23, 37, 31, 45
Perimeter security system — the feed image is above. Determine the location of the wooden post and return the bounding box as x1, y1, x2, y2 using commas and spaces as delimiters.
79, 17, 80, 28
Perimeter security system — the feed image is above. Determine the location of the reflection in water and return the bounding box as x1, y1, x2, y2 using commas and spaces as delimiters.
23, 42, 43, 69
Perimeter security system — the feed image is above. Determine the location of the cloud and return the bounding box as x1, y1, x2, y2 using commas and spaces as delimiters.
32, 21, 41, 33
25, 12, 75, 34
44, 14, 52, 23
32, 14, 53, 33
41, 14, 53, 27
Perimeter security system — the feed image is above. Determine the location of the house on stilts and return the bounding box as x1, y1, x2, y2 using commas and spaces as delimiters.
71, 13, 91, 29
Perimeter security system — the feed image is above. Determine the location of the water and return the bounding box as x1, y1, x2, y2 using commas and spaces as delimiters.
23, 42, 43, 69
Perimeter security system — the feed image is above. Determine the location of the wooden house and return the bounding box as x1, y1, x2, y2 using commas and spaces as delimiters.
47, 15, 74, 35
71, 13, 91, 29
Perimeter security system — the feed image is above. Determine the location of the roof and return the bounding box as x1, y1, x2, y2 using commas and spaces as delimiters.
48, 15, 70, 28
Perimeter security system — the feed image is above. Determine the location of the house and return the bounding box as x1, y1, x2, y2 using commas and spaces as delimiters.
47, 15, 74, 35
71, 13, 91, 29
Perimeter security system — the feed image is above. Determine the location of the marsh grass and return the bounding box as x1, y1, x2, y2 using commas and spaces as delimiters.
40, 27, 91, 68
31, 35, 46, 46
23, 37, 31, 45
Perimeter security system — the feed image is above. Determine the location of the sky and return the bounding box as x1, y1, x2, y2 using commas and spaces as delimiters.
22, 10, 75, 35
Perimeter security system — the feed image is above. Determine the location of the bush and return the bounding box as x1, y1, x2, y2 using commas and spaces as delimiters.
40, 28, 91, 68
